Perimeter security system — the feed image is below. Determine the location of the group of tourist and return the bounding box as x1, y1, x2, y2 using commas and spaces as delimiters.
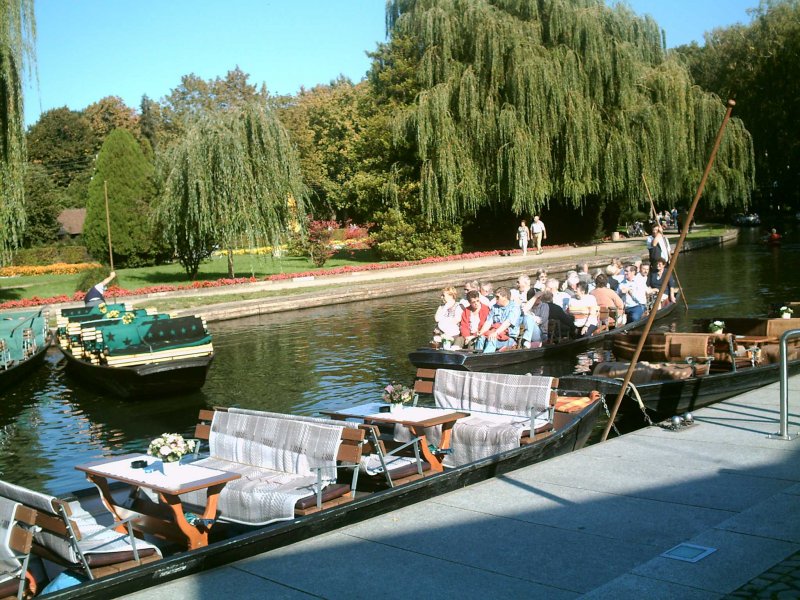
432, 254, 678, 354
516, 216, 547, 256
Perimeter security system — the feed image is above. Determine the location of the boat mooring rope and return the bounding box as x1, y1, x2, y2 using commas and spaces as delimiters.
612, 378, 654, 428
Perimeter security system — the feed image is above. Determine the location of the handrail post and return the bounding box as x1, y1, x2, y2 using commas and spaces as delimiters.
768, 328, 800, 441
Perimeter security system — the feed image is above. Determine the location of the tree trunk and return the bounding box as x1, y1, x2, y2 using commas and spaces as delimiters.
227, 249, 235, 278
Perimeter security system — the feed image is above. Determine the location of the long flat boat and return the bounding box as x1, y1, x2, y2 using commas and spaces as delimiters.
18, 373, 604, 599
56, 304, 214, 398
562, 316, 800, 423
409, 301, 677, 372
0, 308, 51, 393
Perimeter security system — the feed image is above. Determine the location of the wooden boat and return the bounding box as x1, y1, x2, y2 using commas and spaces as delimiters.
409, 301, 677, 372
0, 308, 50, 393
12, 371, 603, 599
564, 316, 800, 422
55, 304, 213, 398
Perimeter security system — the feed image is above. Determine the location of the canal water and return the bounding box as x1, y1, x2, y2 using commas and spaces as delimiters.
2, 227, 798, 494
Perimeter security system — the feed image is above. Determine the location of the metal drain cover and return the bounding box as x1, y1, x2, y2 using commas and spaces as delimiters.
661, 543, 716, 563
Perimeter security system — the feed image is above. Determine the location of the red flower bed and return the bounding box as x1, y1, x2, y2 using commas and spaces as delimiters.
0, 247, 572, 311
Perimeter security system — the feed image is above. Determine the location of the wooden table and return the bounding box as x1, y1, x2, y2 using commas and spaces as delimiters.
322, 404, 469, 472
76, 453, 240, 550
734, 335, 779, 346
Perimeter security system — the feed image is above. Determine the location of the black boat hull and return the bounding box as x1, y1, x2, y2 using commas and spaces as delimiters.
409, 302, 677, 372
59, 348, 213, 399
0, 342, 50, 394
559, 358, 800, 423
43, 399, 602, 599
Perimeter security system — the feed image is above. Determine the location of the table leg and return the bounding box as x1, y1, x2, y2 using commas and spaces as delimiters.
85, 475, 128, 534
407, 427, 444, 472
158, 492, 207, 550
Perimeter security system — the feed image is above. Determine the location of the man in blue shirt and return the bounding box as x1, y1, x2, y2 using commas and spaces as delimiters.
476, 287, 521, 353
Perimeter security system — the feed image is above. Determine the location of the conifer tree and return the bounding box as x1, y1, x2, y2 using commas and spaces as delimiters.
0, 0, 35, 264
385, 0, 755, 231
83, 129, 163, 266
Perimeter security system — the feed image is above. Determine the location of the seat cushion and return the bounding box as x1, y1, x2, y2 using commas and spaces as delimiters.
294, 484, 351, 510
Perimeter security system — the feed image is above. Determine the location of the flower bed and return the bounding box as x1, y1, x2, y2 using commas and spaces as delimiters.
0, 262, 102, 277
0, 246, 570, 311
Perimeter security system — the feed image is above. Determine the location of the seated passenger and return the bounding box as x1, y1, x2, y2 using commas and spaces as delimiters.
561, 271, 580, 299
518, 288, 544, 349
525, 289, 550, 342
568, 282, 599, 337
479, 281, 495, 306
511, 274, 532, 304
591, 273, 625, 326
434, 286, 463, 342
646, 257, 678, 305
618, 264, 648, 322
533, 269, 548, 292
455, 290, 489, 349
542, 290, 574, 339
546, 277, 570, 310
460, 280, 480, 308
476, 287, 520, 353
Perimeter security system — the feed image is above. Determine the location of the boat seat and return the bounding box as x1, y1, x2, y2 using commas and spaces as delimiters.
0, 496, 38, 600
0, 480, 161, 582
189, 409, 368, 523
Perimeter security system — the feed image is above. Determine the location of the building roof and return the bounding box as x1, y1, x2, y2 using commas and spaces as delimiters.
57, 208, 87, 235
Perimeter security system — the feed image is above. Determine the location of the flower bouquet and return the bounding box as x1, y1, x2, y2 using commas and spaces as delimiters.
779, 306, 794, 319
708, 320, 725, 334
147, 433, 196, 464
383, 382, 414, 411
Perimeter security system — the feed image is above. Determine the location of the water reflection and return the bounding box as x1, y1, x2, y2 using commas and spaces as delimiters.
1, 226, 798, 494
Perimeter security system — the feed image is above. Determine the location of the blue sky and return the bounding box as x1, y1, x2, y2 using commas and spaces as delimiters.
24, 0, 759, 127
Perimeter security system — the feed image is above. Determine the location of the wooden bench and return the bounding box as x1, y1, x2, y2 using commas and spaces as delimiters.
0, 480, 161, 582
0, 497, 37, 600
190, 409, 367, 522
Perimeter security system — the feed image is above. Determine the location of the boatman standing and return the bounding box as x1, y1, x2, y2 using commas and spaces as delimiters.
84, 271, 116, 306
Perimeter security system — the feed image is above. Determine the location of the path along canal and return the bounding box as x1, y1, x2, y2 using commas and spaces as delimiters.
2, 227, 798, 494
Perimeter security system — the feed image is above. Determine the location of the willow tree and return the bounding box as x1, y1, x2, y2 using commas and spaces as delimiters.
385, 0, 755, 236
155, 102, 307, 279
0, 0, 35, 264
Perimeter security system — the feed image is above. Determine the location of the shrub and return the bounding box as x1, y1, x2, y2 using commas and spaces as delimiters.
12, 245, 92, 266
370, 209, 462, 260
307, 220, 337, 267
75, 266, 112, 294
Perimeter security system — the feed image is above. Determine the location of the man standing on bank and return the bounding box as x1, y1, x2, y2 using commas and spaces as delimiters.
531, 215, 547, 255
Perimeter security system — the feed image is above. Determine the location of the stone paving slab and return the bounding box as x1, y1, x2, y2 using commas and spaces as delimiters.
583, 573, 724, 600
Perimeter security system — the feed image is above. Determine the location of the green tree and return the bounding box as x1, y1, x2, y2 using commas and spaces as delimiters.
384, 0, 755, 237
0, 0, 35, 264
26, 106, 97, 191
83, 128, 163, 267
83, 95, 139, 144
676, 0, 800, 211
22, 163, 62, 247
155, 102, 307, 279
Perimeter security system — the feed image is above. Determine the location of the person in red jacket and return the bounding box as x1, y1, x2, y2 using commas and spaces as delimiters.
453, 290, 489, 349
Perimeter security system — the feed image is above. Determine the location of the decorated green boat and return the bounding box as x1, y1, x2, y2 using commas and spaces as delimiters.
56, 303, 214, 398
0, 308, 51, 393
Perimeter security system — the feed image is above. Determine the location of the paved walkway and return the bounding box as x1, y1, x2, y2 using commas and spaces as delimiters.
122, 375, 800, 599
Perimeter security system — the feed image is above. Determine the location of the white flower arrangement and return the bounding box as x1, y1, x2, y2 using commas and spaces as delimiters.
147, 433, 196, 463
382, 382, 414, 405
708, 320, 725, 333
779, 306, 794, 317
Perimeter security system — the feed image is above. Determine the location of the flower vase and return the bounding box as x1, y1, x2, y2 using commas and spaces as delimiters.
442, 340, 452, 349
709, 328, 724, 335
781, 313, 791, 319
390, 403, 404, 414
158, 459, 182, 475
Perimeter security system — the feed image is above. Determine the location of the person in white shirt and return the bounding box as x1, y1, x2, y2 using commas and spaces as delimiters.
618, 265, 648, 322
568, 282, 599, 337
434, 286, 463, 342
530, 215, 547, 255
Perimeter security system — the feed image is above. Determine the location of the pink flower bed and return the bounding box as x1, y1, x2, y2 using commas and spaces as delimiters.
0, 247, 566, 311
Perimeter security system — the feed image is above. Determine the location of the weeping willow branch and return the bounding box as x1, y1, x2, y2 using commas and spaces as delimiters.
387, 0, 754, 222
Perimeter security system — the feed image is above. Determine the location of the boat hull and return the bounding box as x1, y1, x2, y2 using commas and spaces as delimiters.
409, 302, 677, 372
560, 357, 800, 423
42, 398, 602, 599
0, 342, 50, 394
59, 347, 213, 399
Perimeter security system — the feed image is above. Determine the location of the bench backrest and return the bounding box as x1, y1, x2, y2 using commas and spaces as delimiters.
195, 409, 366, 467
0, 495, 37, 578
432, 369, 558, 419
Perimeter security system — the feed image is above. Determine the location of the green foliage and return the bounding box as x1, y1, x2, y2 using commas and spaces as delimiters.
74, 265, 109, 294
22, 163, 62, 247
12, 244, 90, 266
84, 129, 164, 267
370, 208, 462, 260
383, 0, 755, 231
306, 220, 337, 267
676, 0, 800, 210
0, 0, 35, 265
26, 107, 98, 189
155, 102, 307, 279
